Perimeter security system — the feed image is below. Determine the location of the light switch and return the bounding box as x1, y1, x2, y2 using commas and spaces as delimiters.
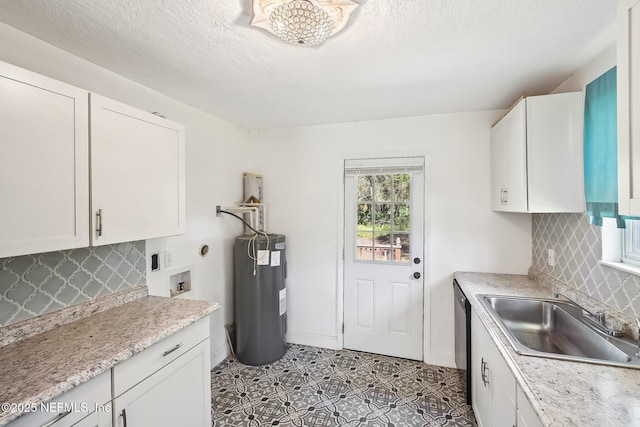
165, 251, 173, 267
547, 249, 556, 267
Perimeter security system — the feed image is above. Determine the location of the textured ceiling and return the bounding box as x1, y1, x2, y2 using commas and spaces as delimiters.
0, 0, 617, 130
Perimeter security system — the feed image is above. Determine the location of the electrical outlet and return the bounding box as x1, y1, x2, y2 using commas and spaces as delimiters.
165, 251, 173, 267
547, 249, 556, 267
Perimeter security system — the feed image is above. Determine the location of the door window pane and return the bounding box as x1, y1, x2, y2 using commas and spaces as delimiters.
357, 204, 372, 230
356, 231, 373, 261
393, 204, 410, 232
374, 203, 391, 226
374, 175, 392, 202
393, 174, 410, 202
394, 234, 410, 262
373, 232, 392, 261
357, 176, 373, 201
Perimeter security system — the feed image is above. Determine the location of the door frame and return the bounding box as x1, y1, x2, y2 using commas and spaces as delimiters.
336, 150, 431, 362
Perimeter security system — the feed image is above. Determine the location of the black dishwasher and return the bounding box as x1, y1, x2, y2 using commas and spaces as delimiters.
453, 279, 471, 404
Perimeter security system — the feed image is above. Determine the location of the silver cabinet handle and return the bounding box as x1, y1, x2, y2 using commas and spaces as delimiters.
162, 343, 183, 357
499, 188, 508, 205
96, 209, 103, 237
121, 409, 127, 427
41, 410, 72, 427
481, 357, 490, 387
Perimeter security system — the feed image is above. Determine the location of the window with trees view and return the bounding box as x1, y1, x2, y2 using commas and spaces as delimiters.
355, 173, 411, 263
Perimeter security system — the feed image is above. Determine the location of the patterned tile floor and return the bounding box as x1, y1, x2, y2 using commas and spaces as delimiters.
211, 344, 476, 426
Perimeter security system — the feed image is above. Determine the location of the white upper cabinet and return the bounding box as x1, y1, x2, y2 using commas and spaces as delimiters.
90, 94, 185, 245
617, 0, 640, 216
0, 62, 89, 258
490, 92, 584, 213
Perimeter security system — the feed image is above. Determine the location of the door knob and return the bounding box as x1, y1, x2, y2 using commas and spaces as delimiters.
413, 257, 421, 264
413, 272, 421, 279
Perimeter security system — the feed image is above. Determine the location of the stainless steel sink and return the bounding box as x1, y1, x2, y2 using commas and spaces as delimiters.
479, 295, 640, 369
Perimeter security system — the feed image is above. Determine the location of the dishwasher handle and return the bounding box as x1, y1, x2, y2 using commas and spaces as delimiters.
453, 280, 467, 308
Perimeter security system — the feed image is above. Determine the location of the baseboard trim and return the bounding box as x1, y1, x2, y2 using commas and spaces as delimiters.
286, 331, 339, 350
210, 341, 229, 368
427, 350, 456, 369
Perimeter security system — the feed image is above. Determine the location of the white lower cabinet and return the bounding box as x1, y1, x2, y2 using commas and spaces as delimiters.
8, 319, 211, 427
112, 319, 211, 427
9, 372, 111, 427
516, 385, 543, 427
472, 310, 516, 427
472, 310, 544, 427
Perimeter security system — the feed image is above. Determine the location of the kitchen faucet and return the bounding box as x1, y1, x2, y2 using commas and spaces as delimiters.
553, 292, 623, 337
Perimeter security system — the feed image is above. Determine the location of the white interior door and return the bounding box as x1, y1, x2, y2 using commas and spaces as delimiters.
343, 157, 424, 360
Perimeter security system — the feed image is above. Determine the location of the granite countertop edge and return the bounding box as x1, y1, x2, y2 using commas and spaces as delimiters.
454, 271, 640, 427
0, 293, 220, 426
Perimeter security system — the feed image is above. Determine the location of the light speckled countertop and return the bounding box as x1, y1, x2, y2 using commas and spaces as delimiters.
0, 292, 220, 426
455, 272, 640, 427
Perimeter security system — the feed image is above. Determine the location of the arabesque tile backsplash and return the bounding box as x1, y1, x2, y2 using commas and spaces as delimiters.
0, 241, 145, 327
532, 213, 640, 319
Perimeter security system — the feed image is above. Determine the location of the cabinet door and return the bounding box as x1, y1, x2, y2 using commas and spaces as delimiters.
516, 385, 543, 427
471, 310, 516, 427
471, 311, 494, 427
618, 0, 640, 216
90, 93, 185, 245
0, 61, 89, 258
526, 92, 584, 213
490, 118, 509, 211
71, 411, 111, 427
490, 99, 527, 212
491, 347, 516, 427
114, 339, 211, 427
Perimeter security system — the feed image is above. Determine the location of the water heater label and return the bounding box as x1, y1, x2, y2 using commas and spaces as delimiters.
257, 250, 270, 265
279, 289, 287, 315
271, 251, 281, 266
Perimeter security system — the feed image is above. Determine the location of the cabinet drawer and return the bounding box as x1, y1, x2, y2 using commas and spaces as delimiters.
113, 318, 209, 397
9, 371, 110, 427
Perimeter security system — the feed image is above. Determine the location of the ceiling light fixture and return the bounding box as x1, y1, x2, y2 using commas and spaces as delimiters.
251, 0, 359, 47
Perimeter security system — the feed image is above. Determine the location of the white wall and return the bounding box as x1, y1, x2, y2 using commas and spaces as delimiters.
0, 22, 248, 366
245, 112, 532, 367
553, 43, 616, 94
